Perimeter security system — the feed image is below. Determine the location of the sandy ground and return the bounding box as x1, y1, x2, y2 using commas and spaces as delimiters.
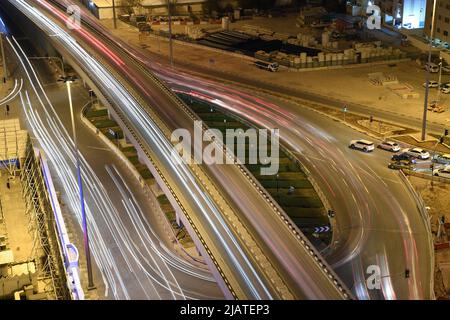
409, 176, 450, 299
101, 18, 450, 129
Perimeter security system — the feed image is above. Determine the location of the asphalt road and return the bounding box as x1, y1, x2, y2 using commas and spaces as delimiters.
159, 73, 433, 300
77, 18, 434, 299
7, 0, 433, 300
5, 26, 221, 300
83, 18, 435, 300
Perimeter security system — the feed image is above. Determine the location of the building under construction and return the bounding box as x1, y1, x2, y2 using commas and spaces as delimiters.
0, 119, 74, 300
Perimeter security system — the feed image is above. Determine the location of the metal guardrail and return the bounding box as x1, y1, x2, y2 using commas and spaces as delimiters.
74, 21, 349, 298
22, 0, 352, 299
398, 169, 436, 300
404, 169, 450, 184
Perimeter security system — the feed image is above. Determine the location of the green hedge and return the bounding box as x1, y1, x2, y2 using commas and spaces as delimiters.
93, 119, 118, 128
157, 194, 170, 205
126, 155, 140, 165
276, 195, 323, 208
86, 109, 108, 118
136, 167, 152, 179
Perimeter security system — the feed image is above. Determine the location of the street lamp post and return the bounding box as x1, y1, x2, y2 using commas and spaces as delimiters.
0, 32, 7, 82
112, 0, 117, 29
276, 174, 279, 202
421, 0, 438, 141
59, 75, 95, 289
437, 56, 443, 103
166, 0, 174, 67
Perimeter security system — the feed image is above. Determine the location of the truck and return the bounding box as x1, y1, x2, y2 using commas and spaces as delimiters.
254, 60, 279, 72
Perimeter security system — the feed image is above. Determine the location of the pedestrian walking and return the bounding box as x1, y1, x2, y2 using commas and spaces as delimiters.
5, 104, 9, 116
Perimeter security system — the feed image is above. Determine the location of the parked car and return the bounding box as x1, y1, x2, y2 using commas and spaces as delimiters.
391, 153, 417, 163
388, 159, 416, 170
442, 86, 450, 94
434, 153, 450, 165
254, 61, 279, 72
425, 62, 439, 73
442, 66, 450, 74
423, 80, 439, 88
433, 165, 450, 178
403, 147, 430, 160
378, 140, 401, 152
349, 139, 375, 152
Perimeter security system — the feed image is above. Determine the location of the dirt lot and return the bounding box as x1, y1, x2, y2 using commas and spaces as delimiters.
409, 176, 450, 299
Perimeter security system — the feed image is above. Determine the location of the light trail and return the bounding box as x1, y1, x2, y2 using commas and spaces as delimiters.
10, 33, 215, 300
9, 0, 278, 300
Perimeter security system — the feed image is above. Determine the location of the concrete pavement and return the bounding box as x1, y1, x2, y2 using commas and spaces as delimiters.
99, 19, 450, 133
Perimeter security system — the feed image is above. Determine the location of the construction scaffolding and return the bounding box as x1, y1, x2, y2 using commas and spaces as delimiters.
0, 119, 27, 176
20, 137, 70, 300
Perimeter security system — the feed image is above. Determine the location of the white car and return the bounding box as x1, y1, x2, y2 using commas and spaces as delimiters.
442, 86, 450, 94
403, 147, 430, 160
433, 165, 450, 178
349, 139, 375, 152
423, 80, 439, 88
442, 66, 450, 74
378, 140, 401, 152
434, 153, 450, 164
425, 62, 439, 73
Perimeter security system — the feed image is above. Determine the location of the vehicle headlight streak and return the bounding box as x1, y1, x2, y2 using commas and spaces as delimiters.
10, 35, 212, 300
12, 0, 271, 299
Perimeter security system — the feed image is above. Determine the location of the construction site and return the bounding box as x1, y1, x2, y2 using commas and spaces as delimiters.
0, 118, 80, 300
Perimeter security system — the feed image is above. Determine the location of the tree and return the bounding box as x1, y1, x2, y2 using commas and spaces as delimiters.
120, 0, 143, 15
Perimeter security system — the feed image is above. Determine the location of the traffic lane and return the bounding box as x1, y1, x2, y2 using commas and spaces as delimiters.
22, 53, 222, 299
286, 105, 432, 299
165, 78, 431, 299
146, 54, 447, 135
119, 72, 349, 298
24, 75, 178, 300
204, 159, 346, 300
11, 1, 276, 300
97, 26, 432, 298
50, 80, 223, 299
165, 79, 373, 254
268, 95, 432, 298
43, 2, 418, 298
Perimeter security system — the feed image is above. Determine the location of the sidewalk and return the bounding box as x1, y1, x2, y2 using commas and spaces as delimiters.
100, 19, 450, 130
409, 176, 450, 299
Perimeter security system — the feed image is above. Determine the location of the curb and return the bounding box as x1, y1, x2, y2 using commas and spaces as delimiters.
398, 170, 436, 300
80, 104, 210, 270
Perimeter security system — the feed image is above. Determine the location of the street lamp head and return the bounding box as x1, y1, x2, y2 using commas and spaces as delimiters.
58, 75, 78, 83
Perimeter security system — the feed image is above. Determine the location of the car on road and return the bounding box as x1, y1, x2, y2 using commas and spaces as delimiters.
378, 140, 401, 152
434, 153, 450, 165
388, 159, 416, 170
442, 66, 450, 74
403, 147, 430, 160
349, 139, 375, 152
391, 152, 417, 163
433, 165, 450, 178
423, 80, 439, 88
